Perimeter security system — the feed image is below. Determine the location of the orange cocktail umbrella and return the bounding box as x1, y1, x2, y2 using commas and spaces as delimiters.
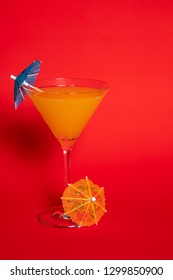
61, 177, 106, 227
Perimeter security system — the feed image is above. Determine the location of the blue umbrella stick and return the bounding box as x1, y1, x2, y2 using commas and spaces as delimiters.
10, 75, 43, 92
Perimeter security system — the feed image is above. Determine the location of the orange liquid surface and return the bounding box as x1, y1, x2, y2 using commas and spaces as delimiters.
30, 86, 106, 142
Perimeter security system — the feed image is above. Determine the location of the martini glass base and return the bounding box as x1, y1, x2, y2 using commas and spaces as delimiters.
38, 206, 79, 228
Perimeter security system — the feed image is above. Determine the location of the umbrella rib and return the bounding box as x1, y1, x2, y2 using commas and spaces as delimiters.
79, 202, 91, 227
27, 73, 39, 77
91, 203, 98, 225
69, 183, 90, 198
65, 201, 90, 216
95, 187, 104, 198
85, 176, 92, 197
61, 197, 89, 201
94, 201, 107, 212
19, 87, 24, 99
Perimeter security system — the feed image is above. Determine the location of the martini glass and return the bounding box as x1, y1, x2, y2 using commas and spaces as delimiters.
25, 78, 109, 227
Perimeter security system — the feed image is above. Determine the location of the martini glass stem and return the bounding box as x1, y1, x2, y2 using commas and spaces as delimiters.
63, 148, 72, 187
51, 147, 72, 219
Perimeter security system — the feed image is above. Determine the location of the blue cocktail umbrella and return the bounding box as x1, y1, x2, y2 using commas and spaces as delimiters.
10, 60, 42, 109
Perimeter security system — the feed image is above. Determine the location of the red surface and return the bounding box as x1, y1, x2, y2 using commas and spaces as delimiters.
0, 0, 173, 259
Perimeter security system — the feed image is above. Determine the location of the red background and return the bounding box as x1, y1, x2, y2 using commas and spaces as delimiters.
0, 0, 173, 259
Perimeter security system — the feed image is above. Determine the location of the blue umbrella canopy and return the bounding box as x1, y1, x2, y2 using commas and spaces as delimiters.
10, 60, 41, 109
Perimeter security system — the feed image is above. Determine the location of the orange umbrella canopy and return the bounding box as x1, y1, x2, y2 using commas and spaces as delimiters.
61, 177, 106, 227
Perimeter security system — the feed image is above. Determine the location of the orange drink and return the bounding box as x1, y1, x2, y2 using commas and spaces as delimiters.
30, 86, 106, 148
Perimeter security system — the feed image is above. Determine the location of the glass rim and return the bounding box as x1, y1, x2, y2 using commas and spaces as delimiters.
34, 77, 110, 91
